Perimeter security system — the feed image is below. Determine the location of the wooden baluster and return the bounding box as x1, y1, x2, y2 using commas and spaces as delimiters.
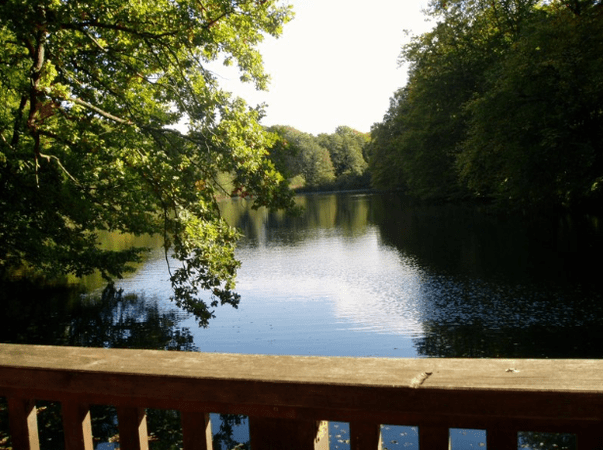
249, 417, 329, 450
419, 426, 449, 450
487, 428, 517, 450
61, 401, 94, 450
315, 420, 329, 450
116, 407, 149, 450
181, 411, 213, 450
349, 421, 382, 450
8, 398, 40, 450
577, 426, 603, 450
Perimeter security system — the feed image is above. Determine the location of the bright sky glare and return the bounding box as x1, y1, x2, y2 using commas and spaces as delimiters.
212, 0, 434, 136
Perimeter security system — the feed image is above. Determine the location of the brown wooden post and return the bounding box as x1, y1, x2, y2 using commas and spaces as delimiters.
181, 411, 213, 450
487, 428, 517, 450
315, 420, 329, 450
8, 397, 40, 450
116, 407, 149, 450
61, 401, 93, 450
419, 426, 449, 450
249, 417, 329, 450
349, 421, 382, 450
577, 427, 603, 450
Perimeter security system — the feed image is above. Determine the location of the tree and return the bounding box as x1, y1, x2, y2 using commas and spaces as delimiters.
367, 90, 409, 191
369, 0, 603, 210
318, 127, 368, 177
0, 0, 296, 325
265, 125, 304, 181
267, 126, 335, 189
458, 1, 603, 209
317, 126, 369, 188
369, 0, 515, 199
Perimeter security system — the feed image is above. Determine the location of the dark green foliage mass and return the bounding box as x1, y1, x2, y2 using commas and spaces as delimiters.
369, 0, 603, 211
459, 1, 603, 208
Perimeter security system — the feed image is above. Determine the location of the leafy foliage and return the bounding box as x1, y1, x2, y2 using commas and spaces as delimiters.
317, 126, 369, 185
268, 125, 370, 191
366, 91, 409, 192
268, 125, 335, 188
369, 0, 603, 210
0, 0, 295, 325
459, 1, 603, 208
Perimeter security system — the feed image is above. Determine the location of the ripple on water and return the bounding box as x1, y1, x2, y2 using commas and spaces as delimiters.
236, 228, 427, 337
103, 217, 602, 357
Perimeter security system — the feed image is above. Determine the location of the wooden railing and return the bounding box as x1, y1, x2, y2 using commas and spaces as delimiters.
1, 343, 602, 450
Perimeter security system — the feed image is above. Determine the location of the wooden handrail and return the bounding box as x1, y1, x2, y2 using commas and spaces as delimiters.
1, 343, 602, 449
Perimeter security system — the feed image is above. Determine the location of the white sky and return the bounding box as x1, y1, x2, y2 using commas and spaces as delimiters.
212, 0, 434, 136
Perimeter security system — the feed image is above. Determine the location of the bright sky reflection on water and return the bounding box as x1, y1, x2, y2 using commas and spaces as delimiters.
236, 227, 426, 335
106, 193, 603, 360
108, 218, 427, 357
185, 226, 426, 357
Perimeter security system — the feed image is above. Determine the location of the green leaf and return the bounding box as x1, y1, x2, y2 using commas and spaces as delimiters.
0, 0, 296, 325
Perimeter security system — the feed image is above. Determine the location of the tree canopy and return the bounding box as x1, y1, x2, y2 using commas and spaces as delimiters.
268, 125, 336, 188
369, 0, 603, 211
0, 0, 296, 325
267, 125, 370, 191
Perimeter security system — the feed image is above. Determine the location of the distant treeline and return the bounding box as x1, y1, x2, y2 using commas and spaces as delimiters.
267, 125, 371, 191
366, 0, 603, 211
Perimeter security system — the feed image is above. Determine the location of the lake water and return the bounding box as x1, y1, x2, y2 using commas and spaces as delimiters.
2, 192, 602, 449
92, 192, 603, 359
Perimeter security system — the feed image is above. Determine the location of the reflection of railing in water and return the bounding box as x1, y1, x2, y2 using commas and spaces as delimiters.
1, 343, 602, 450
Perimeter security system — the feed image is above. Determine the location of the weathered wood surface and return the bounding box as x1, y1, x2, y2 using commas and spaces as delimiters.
7, 397, 40, 450
1, 343, 603, 432
2, 344, 602, 391
349, 421, 382, 450
61, 401, 93, 450
419, 425, 449, 450
116, 407, 149, 450
180, 411, 212, 450
248, 418, 329, 450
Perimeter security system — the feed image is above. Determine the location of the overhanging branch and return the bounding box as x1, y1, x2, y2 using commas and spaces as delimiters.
71, 97, 133, 125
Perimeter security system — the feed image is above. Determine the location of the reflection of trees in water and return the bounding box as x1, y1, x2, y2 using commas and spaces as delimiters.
212, 414, 249, 450
370, 194, 603, 359
411, 273, 603, 357
70, 284, 197, 351
372, 194, 602, 287
0, 282, 205, 450
519, 432, 576, 450
415, 322, 603, 359
519, 432, 575, 450
0, 282, 196, 351
221, 193, 374, 248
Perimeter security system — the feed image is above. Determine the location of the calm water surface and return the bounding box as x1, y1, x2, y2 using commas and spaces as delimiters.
91, 192, 603, 359
2, 192, 602, 450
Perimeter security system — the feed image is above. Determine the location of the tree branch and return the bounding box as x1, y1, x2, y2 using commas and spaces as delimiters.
70, 97, 133, 125
62, 20, 180, 40
11, 95, 28, 147
38, 151, 80, 185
